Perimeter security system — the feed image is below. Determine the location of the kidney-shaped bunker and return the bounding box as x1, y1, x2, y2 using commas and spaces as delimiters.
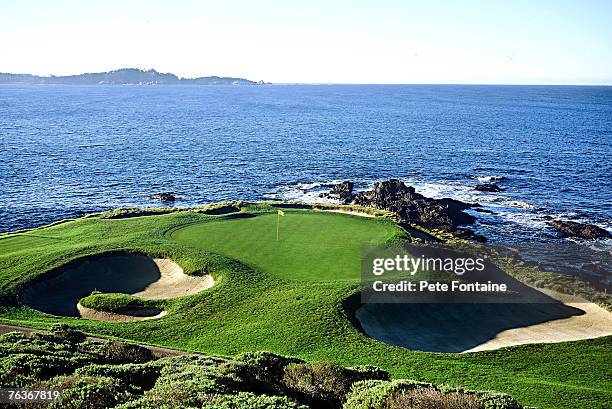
22, 252, 213, 318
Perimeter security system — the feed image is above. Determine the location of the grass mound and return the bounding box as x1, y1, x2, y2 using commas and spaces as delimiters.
79, 293, 163, 315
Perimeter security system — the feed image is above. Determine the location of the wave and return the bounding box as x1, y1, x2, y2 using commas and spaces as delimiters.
470, 175, 506, 182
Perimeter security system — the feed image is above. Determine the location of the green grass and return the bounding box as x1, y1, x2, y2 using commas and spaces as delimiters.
79, 293, 162, 314
172, 211, 403, 281
0, 205, 610, 408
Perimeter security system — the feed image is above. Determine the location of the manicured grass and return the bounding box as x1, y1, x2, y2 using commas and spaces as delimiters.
0, 204, 610, 409
172, 211, 403, 281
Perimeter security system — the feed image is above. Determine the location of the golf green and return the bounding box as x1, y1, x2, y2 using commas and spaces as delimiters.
171, 211, 401, 281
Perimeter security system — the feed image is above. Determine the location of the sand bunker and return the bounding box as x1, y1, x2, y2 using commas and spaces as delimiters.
464, 289, 612, 352
22, 253, 213, 320
356, 288, 612, 353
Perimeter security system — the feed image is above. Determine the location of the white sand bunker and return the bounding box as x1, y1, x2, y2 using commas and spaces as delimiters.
356, 288, 612, 353
464, 289, 612, 352
22, 253, 213, 321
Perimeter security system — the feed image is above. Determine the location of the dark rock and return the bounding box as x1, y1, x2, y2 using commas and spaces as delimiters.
152, 192, 176, 202
475, 183, 502, 192
351, 179, 476, 232
455, 228, 487, 242
319, 181, 354, 204
474, 207, 498, 215
547, 220, 611, 240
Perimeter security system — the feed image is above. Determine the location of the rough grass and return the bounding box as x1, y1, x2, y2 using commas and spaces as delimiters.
0, 207, 610, 408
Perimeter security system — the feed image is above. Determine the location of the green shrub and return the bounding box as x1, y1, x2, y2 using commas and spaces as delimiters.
346, 365, 389, 382
199, 391, 308, 408
343, 380, 524, 409
92, 341, 155, 364
235, 351, 304, 384
383, 387, 485, 409
45, 375, 134, 409
344, 379, 439, 409
75, 362, 161, 392
50, 324, 86, 343
283, 360, 356, 407
0, 353, 76, 387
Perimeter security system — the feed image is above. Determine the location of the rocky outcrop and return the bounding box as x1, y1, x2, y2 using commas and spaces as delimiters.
547, 220, 611, 240
152, 192, 176, 202
350, 179, 476, 232
319, 181, 354, 204
475, 183, 502, 192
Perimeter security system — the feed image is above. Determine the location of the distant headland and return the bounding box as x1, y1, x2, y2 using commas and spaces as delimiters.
0, 68, 267, 85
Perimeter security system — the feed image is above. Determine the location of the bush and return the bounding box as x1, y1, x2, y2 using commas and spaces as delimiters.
75, 362, 161, 391
44, 375, 134, 409
343, 380, 524, 409
384, 388, 485, 409
200, 392, 307, 408
344, 379, 442, 409
0, 353, 76, 387
50, 324, 86, 343
93, 341, 156, 364
283, 360, 356, 407
235, 351, 304, 384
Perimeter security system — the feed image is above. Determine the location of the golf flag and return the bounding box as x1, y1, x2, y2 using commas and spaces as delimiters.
276, 209, 284, 240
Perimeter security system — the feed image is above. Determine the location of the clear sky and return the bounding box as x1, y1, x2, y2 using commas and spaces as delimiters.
1, 0, 611, 84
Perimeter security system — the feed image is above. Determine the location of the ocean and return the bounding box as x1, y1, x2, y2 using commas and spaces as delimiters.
1, 84, 610, 284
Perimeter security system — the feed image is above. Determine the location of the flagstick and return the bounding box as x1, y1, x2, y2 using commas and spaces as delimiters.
277, 211, 280, 241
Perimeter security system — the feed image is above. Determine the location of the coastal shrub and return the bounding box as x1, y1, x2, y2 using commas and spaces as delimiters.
235, 351, 304, 383
282, 361, 390, 407
343, 379, 440, 409
198, 391, 308, 408
346, 365, 389, 382
44, 375, 134, 409
475, 391, 524, 409
75, 362, 161, 391
50, 323, 86, 343
116, 392, 305, 409
0, 331, 73, 358
343, 380, 524, 409
93, 341, 155, 364
383, 388, 485, 409
0, 353, 76, 387
283, 360, 357, 406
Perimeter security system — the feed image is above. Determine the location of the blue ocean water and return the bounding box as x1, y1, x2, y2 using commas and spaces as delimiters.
1, 84, 611, 248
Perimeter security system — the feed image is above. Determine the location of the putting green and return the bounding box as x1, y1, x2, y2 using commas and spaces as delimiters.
171, 211, 403, 281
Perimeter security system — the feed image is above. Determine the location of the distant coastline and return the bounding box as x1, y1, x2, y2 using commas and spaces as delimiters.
0, 68, 267, 85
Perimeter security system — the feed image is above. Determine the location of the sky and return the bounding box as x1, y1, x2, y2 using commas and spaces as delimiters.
1, 0, 611, 84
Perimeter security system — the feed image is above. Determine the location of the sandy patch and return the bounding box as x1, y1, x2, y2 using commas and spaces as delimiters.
132, 258, 214, 299
464, 288, 612, 352
77, 303, 167, 322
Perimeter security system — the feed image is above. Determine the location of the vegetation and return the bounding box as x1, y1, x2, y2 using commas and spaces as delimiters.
0, 204, 610, 408
79, 293, 163, 315
0, 329, 524, 408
